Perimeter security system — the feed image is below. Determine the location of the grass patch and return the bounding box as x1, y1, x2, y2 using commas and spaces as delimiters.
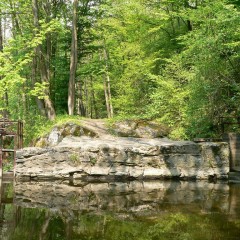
24, 115, 84, 147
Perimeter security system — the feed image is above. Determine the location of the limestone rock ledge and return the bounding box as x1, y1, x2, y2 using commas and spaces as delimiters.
15, 136, 229, 180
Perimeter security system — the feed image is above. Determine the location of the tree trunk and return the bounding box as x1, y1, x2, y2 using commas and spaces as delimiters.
103, 78, 110, 118
32, 0, 56, 120
32, 55, 47, 117
2, 92, 9, 118
68, 0, 78, 115
184, 0, 193, 31
9, 0, 21, 36
0, 13, 9, 118
84, 78, 89, 117
76, 81, 85, 116
106, 74, 113, 117
103, 43, 113, 118
22, 82, 27, 119
0, 14, 2, 52
90, 75, 98, 118
187, 20, 192, 31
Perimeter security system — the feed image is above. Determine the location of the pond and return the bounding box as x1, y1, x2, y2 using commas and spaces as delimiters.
0, 180, 240, 240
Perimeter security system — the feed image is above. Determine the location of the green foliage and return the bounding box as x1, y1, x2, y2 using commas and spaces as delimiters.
1, 0, 240, 140
23, 113, 52, 146
3, 161, 13, 172
145, 57, 192, 139
181, 0, 240, 138
24, 114, 83, 146
144, 0, 240, 139
69, 152, 80, 165
29, 82, 50, 99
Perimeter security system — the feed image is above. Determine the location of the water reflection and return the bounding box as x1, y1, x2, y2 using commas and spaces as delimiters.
0, 180, 240, 239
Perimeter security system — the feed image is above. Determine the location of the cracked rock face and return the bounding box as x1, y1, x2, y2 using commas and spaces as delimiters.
16, 136, 230, 181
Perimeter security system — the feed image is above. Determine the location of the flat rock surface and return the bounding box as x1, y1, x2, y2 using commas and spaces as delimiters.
57, 136, 195, 148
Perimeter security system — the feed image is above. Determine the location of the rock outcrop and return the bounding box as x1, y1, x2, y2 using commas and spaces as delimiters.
34, 122, 98, 147
16, 136, 229, 180
110, 120, 169, 138
34, 120, 169, 147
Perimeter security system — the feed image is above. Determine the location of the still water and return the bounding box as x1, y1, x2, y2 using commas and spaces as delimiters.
0, 180, 240, 240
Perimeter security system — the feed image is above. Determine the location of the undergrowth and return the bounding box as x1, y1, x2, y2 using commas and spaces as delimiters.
24, 115, 84, 147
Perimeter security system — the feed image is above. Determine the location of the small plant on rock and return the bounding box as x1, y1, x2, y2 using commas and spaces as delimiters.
69, 153, 80, 165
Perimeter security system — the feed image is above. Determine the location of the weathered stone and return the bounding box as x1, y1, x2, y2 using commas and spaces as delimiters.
111, 120, 169, 138
142, 155, 165, 168
143, 168, 167, 179
109, 166, 130, 177
48, 127, 63, 146
34, 122, 98, 147
15, 137, 230, 180
90, 166, 110, 176
129, 167, 144, 178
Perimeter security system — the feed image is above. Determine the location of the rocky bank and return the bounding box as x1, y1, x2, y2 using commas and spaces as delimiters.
15, 120, 229, 180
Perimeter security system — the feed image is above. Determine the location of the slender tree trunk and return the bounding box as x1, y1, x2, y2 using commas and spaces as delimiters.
0, 14, 2, 52
32, 0, 56, 120
9, 0, 21, 36
2, 92, 9, 118
84, 78, 88, 117
32, 56, 47, 117
103, 43, 113, 118
106, 74, 113, 117
184, 0, 193, 31
90, 75, 98, 118
31, 2, 46, 118
68, 0, 78, 115
76, 81, 85, 116
44, 1, 52, 87
187, 20, 192, 31
99, 49, 111, 118
103, 77, 110, 118
0, 13, 8, 118
51, 35, 57, 106
22, 82, 27, 119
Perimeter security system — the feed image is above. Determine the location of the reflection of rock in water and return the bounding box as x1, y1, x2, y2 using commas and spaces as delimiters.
14, 181, 230, 217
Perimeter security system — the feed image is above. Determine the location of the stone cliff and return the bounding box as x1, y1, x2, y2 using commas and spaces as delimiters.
15, 119, 229, 180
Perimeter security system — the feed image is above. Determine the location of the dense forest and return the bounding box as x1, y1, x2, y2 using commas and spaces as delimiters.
0, 0, 240, 141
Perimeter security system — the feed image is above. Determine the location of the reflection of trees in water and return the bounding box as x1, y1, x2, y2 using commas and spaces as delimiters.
0, 182, 16, 239
2, 207, 240, 240
39, 211, 51, 240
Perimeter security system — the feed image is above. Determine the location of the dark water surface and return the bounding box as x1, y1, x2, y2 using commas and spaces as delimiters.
0, 180, 240, 240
